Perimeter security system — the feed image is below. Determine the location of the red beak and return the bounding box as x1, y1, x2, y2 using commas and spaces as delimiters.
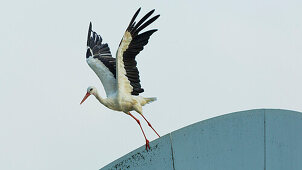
80, 92, 91, 104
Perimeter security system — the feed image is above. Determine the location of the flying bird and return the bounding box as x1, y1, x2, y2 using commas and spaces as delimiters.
80, 8, 160, 150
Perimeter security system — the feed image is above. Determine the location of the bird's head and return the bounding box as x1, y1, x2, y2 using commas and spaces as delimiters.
80, 86, 97, 104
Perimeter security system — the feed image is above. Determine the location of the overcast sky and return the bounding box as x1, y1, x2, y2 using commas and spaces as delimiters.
1, 0, 302, 169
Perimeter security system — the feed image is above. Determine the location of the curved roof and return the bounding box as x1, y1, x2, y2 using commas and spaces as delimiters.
101, 109, 302, 170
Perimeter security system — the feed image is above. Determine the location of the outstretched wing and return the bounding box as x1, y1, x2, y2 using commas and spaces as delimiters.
86, 22, 117, 97
116, 8, 160, 96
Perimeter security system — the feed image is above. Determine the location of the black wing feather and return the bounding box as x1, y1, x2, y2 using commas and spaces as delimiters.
131, 9, 155, 33
87, 22, 116, 78
121, 9, 160, 95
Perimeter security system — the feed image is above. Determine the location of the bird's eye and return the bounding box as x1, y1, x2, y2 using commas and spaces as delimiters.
90, 88, 93, 91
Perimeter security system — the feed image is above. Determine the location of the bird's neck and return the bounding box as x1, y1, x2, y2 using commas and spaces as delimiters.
93, 91, 107, 106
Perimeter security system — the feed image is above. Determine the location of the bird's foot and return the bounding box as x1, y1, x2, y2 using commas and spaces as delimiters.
145, 139, 150, 150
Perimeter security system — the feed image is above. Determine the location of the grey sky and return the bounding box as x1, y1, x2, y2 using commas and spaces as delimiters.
1, 0, 302, 169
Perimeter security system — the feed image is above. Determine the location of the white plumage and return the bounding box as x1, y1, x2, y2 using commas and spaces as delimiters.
86, 56, 116, 97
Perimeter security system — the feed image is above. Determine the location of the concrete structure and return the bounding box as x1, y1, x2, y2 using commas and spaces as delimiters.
100, 109, 302, 170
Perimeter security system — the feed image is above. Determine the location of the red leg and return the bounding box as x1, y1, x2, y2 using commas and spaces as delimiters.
128, 112, 150, 150
140, 114, 160, 138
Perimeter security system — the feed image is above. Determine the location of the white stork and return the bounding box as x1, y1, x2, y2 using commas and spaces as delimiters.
80, 8, 160, 150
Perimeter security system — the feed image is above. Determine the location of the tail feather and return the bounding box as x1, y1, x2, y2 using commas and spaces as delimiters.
145, 97, 157, 104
